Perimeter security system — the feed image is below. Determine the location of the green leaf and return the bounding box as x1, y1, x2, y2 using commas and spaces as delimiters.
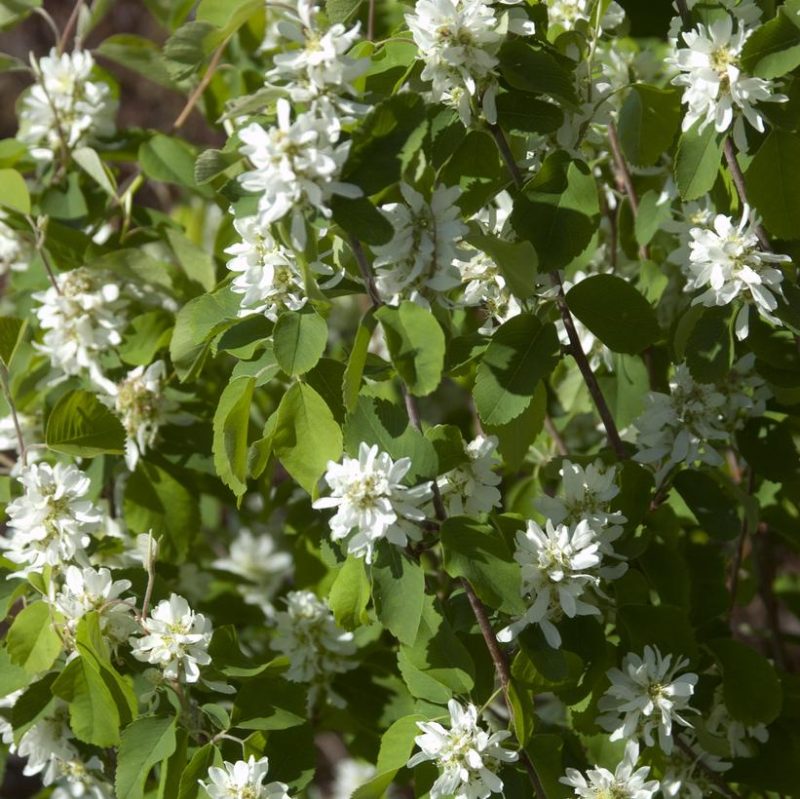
375, 302, 445, 397
7, 602, 62, 674
196, 0, 262, 32
371, 546, 426, 645
485, 381, 546, 472
116, 716, 177, 799
343, 310, 377, 412
45, 390, 125, 457
139, 134, 198, 188
233, 673, 307, 731
441, 130, 508, 215
330, 195, 394, 245
685, 307, 733, 382
163, 21, 218, 81
0, 316, 25, 365
473, 314, 560, 426
440, 517, 525, 614
0, 168, 30, 214
495, 92, 564, 134
273, 311, 328, 376
746, 129, 800, 240
617, 604, 697, 660
118, 310, 174, 366
272, 383, 342, 495
465, 232, 538, 299
166, 229, 217, 292
0, 0, 42, 28
96, 34, 176, 89
707, 638, 782, 726
353, 715, 426, 799
51, 655, 121, 747
497, 40, 577, 105
634, 190, 672, 248
170, 285, 240, 381
73, 147, 116, 197
617, 85, 682, 167
178, 744, 216, 799
328, 555, 371, 630
213, 376, 255, 500
675, 122, 723, 202
566, 275, 660, 354
741, 8, 800, 79
343, 395, 438, 482
326, 0, 362, 24
511, 152, 599, 272
124, 460, 200, 562
673, 470, 740, 541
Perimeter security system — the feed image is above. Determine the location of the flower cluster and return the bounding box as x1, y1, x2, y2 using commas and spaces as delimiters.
201, 756, 291, 799
437, 434, 502, 517
561, 740, 659, 799
315, 443, 433, 563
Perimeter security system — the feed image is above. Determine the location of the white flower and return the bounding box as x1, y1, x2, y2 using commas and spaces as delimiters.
561, 740, 659, 799
497, 519, 601, 647
18, 48, 116, 161
659, 736, 732, 799
633, 365, 730, 484
546, 0, 625, 31
267, 4, 368, 111
671, 15, 786, 144
2, 462, 102, 576
33, 267, 127, 393
597, 645, 698, 754
130, 593, 212, 683
718, 353, 771, 429
438, 435, 502, 517
0, 212, 31, 274
212, 528, 292, 614
459, 247, 523, 332
327, 759, 376, 799
201, 756, 291, 799
685, 207, 790, 339
16, 708, 78, 784
314, 443, 433, 564
237, 100, 360, 248
49, 757, 114, 799
703, 688, 768, 758
406, 0, 503, 125
270, 590, 356, 684
52, 565, 135, 644
372, 183, 469, 305
407, 699, 519, 799
225, 215, 336, 321
109, 361, 171, 470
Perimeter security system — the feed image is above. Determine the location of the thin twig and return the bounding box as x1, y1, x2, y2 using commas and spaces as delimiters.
728, 468, 755, 620
57, 0, 84, 55
0, 365, 26, 468
608, 122, 649, 260
367, 0, 376, 41
173, 38, 230, 132
490, 124, 627, 460
27, 216, 63, 295
754, 524, 788, 671
350, 236, 383, 307
722, 137, 771, 251
544, 415, 568, 457
676, 737, 742, 799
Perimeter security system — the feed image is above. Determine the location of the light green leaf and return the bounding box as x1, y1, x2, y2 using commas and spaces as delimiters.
342, 310, 377, 412
178, 743, 216, 799
139, 134, 198, 188
273, 310, 328, 376
116, 716, 177, 799
708, 638, 782, 726
371, 546, 426, 645
0, 168, 30, 214
272, 383, 342, 495
166, 229, 217, 292
328, 555, 371, 630
45, 389, 126, 457
566, 275, 660, 354
376, 302, 445, 397
473, 314, 560, 426
213, 376, 255, 500
634, 190, 672, 248
675, 122, 723, 202
741, 8, 800, 78
464, 232, 539, 299
0, 316, 25, 365
73, 147, 117, 197
196, 0, 262, 33
485, 381, 546, 472
497, 40, 577, 105
7, 602, 62, 674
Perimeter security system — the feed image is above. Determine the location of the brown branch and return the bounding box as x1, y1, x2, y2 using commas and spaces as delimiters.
173, 38, 230, 132
674, 0, 692, 29
367, 0, 376, 41
544, 415, 568, 457
723, 137, 771, 251
754, 524, 788, 671
608, 122, 649, 261
490, 124, 627, 460
728, 468, 755, 621
57, 0, 83, 55
676, 737, 742, 799
350, 237, 383, 307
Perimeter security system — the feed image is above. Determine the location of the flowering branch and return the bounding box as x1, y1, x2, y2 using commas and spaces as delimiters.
173, 37, 231, 132
607, 121, 649, 260
722, 137, 772, 250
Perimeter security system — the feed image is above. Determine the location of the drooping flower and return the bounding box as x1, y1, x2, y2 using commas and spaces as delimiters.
437, 434, 502, 517
130, 593, 213, 683
212, 528, 293, 614
407, 699, 519, 799
597, 646, 698, 754
110, 360, 171, 470
497, 519, 601, 647
671, 15, 786, 146
372, 183, 469, 305
18, 48, 117, 161
270, 590, 356, 684
201, 756, 291, 799
560, 740, 659, 799
33, 267, 127, 393
685, 206, 790, 339
15, 707, 78, 785
237, 99, 360, 248
0, 212, 31, 274
314, 443, 433, 563
2, 462, 102, 576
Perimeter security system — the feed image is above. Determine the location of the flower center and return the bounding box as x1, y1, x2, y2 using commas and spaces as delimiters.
711, 46, 737, 77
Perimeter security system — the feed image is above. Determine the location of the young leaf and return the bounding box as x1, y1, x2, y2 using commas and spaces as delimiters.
0, 316, 25, 365
213, 376, 255, 500
328, 555, 371, 630
371, 545, 426, 645
45, 390, 126, 457
0, 168, 30, 214
273, 310, 328, 376
116, 716, 177, 799
7, 602, 62, 674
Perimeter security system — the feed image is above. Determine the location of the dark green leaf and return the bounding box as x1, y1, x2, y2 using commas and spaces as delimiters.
618, 85, 682, 167
45, 390, 126, 457
116, 716, 177, 799
213, 376, 255, 499
675, 122, 723, 201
